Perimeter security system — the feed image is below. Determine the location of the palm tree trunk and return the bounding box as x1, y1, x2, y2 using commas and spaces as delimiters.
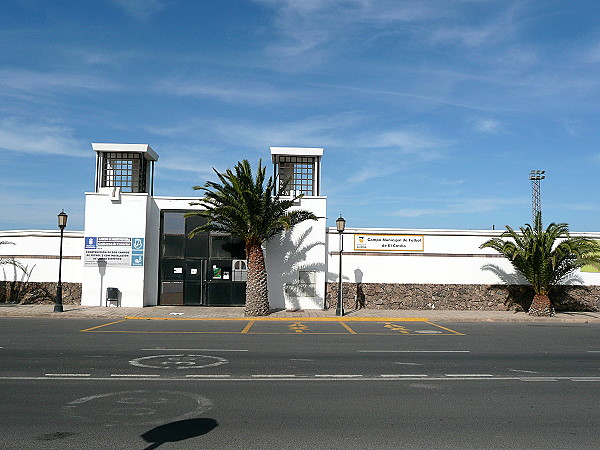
244, 243, 270, 316
528, 293, 555, 317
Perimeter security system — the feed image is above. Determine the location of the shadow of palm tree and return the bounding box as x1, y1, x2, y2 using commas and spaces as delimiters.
141, 418, 218, 449
271, 226, 326, 310
482, 264, 595, 311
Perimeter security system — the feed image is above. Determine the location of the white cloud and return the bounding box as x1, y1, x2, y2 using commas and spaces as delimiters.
364, 130, 447, 152
391, 196, 526, 218
252, 0, 450, 67
154, 79, 297, 105
210, 112, 365, 148
0, 118, 88, 157
314, 83, 492, 112
474, 118, 502, 133
0, 190, 84, 230
109, 0, 166, 22
0, 69, 118, 95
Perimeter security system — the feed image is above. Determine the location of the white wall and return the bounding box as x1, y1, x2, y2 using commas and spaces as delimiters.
0, 230, 83, 283
82, 192, 151, 307
6, 208, 600, 309
266, 197, 327, 309
327, 227, 600, 287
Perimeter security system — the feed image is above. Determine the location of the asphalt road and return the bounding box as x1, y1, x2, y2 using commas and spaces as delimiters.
1, 317, 599, 449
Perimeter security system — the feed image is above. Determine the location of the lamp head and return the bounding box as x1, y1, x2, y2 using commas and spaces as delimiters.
336, 215, 346, 233
57, 210, 68, 229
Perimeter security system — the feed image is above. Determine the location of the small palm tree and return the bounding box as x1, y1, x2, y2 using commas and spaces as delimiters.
0, 241, 25, 272
480, 213, 600, 316
186, 159, 318, 316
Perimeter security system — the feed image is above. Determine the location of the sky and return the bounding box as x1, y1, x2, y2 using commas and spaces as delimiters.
2, 0, 600, 232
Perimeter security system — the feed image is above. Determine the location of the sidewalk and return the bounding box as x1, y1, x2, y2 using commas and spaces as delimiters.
0, 303, 599, 323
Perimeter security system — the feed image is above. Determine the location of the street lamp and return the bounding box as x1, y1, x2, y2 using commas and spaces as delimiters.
54, 210, 68, 313
336, 215, 346, 317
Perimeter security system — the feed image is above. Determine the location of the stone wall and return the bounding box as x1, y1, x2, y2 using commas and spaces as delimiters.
0, 281, 81, 305
325, 282, 600, 312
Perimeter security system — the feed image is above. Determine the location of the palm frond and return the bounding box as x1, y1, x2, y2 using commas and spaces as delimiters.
186, 159, 317, 244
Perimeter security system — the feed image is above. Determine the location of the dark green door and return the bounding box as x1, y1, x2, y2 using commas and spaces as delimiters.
159, 211, 246, 306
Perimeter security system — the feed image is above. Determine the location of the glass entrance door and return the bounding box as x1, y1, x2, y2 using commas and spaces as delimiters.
160, 212, 209, 305
159, 211, 246, 306
183, 259, 206, 304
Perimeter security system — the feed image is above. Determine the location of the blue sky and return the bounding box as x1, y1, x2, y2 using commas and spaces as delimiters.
2, 0, 600, 232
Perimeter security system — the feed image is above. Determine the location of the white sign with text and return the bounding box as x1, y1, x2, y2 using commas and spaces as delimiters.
84, 236, 145, 267
353, 234, 424, 252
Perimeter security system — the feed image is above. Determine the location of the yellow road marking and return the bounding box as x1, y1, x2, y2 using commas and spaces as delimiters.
379, 322, 410, 334
124, 316, 431, 322
80, 317, 464, 336
241, 320, 255, 334
339, 322, 357, 334
84, 330, 459, 335
288, 322, 310, 333
81, 330, 253, 334
79, 319, 128, 332
428, 322, 465, 335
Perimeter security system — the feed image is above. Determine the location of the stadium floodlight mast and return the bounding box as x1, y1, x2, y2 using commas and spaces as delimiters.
529, 170, 545, 224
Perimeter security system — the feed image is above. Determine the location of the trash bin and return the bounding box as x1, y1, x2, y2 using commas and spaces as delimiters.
106, 287, 119, 307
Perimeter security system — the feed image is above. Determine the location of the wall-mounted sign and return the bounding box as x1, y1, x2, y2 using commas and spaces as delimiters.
354, 234, 424, 252
84, 237, 145, 267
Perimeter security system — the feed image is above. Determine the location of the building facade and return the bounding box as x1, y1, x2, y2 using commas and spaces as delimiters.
2, 143, 600, 311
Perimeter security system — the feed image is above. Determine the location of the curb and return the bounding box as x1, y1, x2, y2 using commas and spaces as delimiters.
124, 316, 432, 322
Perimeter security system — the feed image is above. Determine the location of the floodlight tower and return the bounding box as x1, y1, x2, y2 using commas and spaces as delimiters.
529, 170, 545, 224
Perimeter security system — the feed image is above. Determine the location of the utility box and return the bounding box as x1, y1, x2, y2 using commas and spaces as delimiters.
106, 287, 119, 307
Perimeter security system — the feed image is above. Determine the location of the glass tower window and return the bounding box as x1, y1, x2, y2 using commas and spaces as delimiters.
101, 152, 146, 193
277, 156, 315, 196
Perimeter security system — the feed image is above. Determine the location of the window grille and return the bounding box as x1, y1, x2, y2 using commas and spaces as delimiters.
277, 156, 315, 196
101, 152, 146, 193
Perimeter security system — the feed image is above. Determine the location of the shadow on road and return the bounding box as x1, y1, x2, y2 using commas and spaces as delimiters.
141, 417, 218, 449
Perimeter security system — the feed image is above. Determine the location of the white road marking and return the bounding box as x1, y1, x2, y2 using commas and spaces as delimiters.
395, 362, 423, 366
380, 374, 428, 377
110, 374, 161, 377
509, 369, 539, 374
186, 374, 231, 378
519, 377, 558, 382
315, 374, 363, 378
413, 330, 443, 334
45, 373, 91, 377
142, 348, 248, 352
2, 376, 600, 382
63, 390, 213, 426
445, 374, 493, 377
130, 354, 228, 369
251, 374, 297, 378
358, 350, 470, 353
587, 351, 600, 353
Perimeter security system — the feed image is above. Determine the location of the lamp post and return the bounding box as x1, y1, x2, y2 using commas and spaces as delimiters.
529, 170, 545, 224
54, 210, 68, 313
336, 215, 346, 317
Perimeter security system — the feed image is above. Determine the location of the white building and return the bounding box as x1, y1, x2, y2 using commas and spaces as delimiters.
2, 143, 600, 311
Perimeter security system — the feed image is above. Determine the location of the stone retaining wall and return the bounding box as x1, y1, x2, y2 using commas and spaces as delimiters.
0, 281, 81, 305
325, 282, 600, 312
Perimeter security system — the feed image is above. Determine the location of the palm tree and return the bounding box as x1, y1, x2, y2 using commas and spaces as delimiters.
186, 159, 318, 316
480, 213, 600, 316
